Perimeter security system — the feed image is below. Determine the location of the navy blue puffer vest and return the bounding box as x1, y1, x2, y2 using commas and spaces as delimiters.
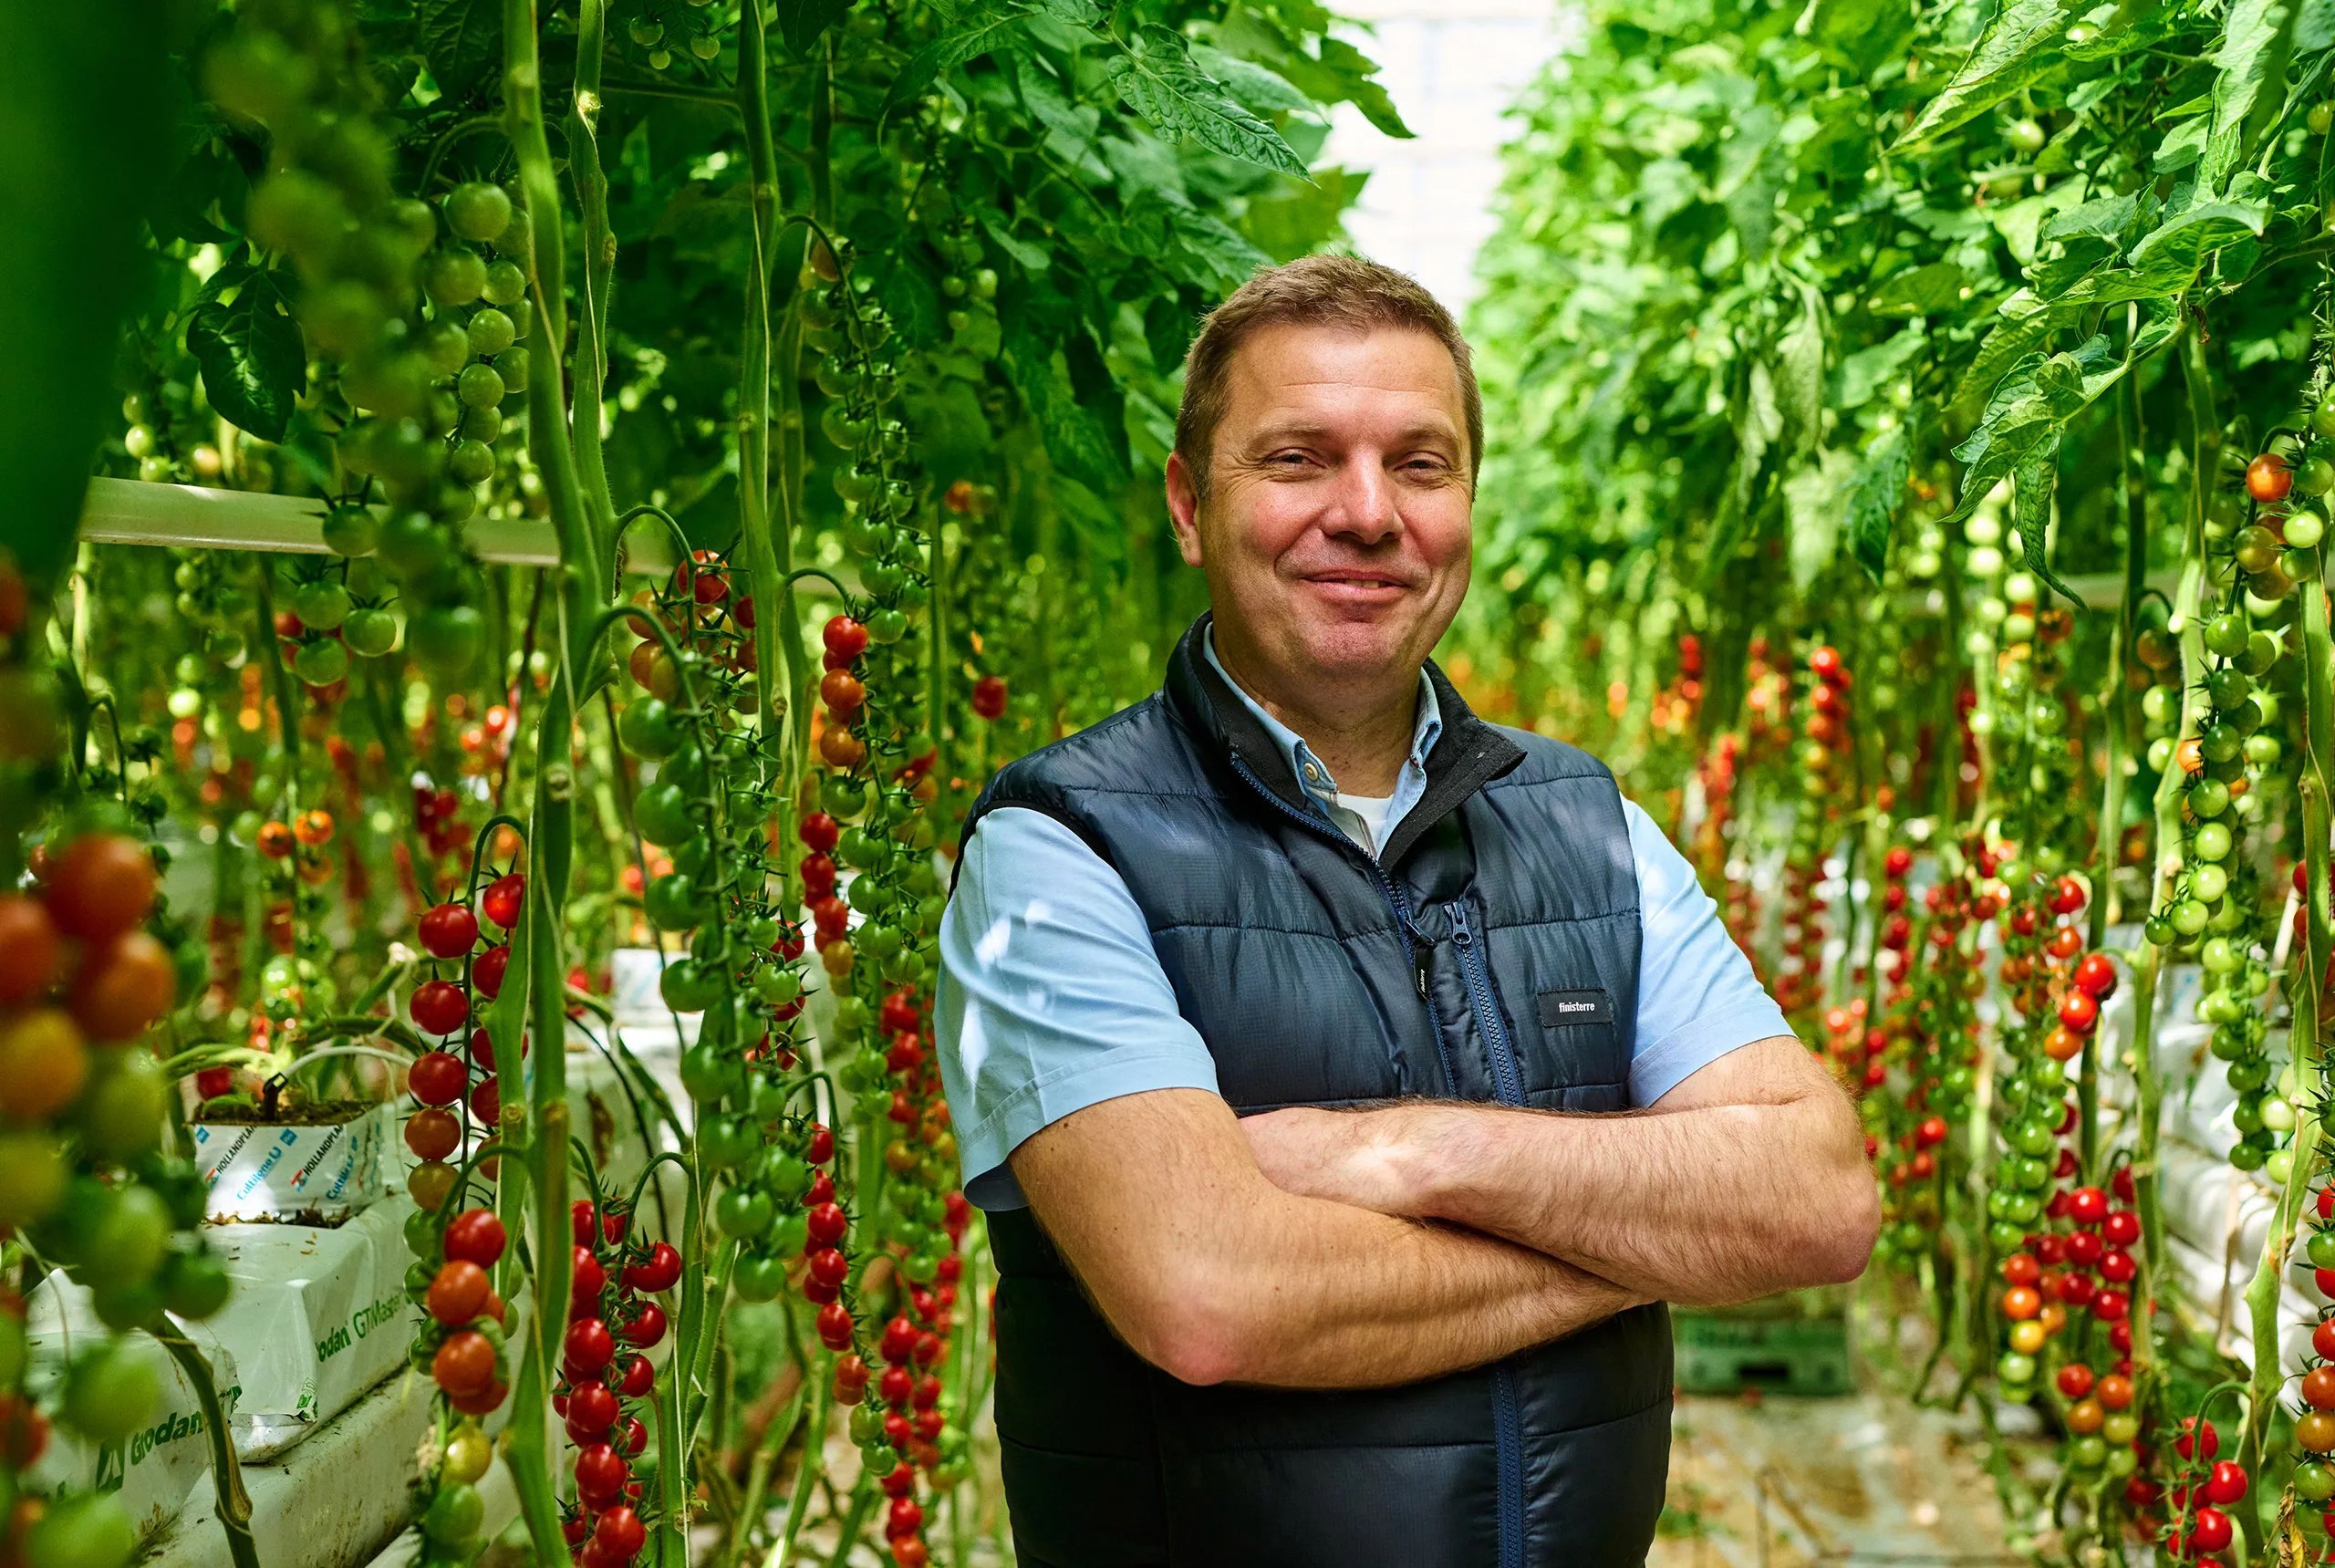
962, 617, 1672, 1568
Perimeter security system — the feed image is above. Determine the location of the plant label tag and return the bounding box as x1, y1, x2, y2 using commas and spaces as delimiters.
1537, 989, 1614, 1027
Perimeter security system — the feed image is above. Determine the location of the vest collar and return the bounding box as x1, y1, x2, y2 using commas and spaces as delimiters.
1164, 614, 1527, 866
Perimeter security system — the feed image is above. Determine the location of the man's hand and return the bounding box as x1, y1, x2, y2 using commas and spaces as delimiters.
1239, 1038, 1880, 1308
1012, 1088, 1645, 1391
1238, 1105, 1419, 1213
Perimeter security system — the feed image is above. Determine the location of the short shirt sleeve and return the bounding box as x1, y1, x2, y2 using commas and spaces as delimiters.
936, 806, 1221, 1210
1624, 798, 1795, 1105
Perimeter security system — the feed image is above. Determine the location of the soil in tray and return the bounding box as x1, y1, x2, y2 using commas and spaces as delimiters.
193, 1099, 379, 1127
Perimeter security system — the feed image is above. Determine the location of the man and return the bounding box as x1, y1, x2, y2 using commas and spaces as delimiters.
935, 255, 1879, 1568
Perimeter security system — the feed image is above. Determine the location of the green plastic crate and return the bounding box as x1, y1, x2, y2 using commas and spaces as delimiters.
1672, 1307, 1853, 1397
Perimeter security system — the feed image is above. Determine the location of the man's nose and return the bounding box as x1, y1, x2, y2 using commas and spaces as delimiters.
1321, 457, 1401, 545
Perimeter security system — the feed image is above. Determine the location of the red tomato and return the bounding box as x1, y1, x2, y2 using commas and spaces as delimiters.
432, 1331, 496, 1397
44, 835, 156, 943
595, 1505, 647, 1562
2247, 452, 2293, 503
70, 931, 177, 1041
823, 616, 868, 660
617, 1354, 655, 1399
0, 896, 60, 1005
444, 1210, 506, 1267
411, 979, 471, 1037
566, 1317, 616, 1374
621, 1303, 667, 1348
2203, 1460, 2248, 1506
970, 675, 1008, 720
472, 945, 510, 999
406, 1109, 461, 1161
428, 1262, 491, 1324
468, 1075, 500, 1125
479, 873, 525, 931
808, 1202, 848, 1248
622, 1241, 682, 1294
567, 1379, 618, 1434
2072, 952, 2117, 999
409, 1051, 468, 1107
816, 1303, 854, 1350
574, 1442, 628, 1504
573, 1246, 607, 1303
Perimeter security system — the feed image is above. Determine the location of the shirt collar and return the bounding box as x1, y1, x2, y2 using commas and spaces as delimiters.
1200, 626, 1442, 800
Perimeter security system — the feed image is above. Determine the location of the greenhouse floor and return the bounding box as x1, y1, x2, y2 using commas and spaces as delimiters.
1653, 1386, 2030, 1567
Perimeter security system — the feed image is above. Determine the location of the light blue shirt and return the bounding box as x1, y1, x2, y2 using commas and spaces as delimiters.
937, 659, 1794, 1210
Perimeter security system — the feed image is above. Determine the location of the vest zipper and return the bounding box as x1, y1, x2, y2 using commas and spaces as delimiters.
1447, 900, 1529, 1568
1226, 755, 1514, 1561
1225, 755, 1459, 1095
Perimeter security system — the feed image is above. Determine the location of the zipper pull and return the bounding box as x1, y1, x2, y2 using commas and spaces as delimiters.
1411, 936, 1430, 999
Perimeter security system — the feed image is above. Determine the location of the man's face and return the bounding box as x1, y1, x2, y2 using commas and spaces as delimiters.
1167, 323, 1473, 693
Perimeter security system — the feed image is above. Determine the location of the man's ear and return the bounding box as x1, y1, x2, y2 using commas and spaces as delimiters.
1164, 451, 1206, 568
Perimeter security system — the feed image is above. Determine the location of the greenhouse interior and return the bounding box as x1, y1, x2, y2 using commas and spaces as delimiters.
8, 0, 2335, 1563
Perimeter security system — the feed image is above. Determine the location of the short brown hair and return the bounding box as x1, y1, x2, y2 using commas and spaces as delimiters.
1173, 254, 1482, 500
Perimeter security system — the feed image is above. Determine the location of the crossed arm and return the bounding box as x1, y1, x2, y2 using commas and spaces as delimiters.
1011, 1034, 1878, 1391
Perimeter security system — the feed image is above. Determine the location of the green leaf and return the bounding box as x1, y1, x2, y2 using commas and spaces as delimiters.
186, 271, 305, 443
1847, 424, 1914, 581
1002, 327, 1126, 493
2038, 193, 2138, 245
1895, 0, 2072, 150
2009, 439, 2072, 603
1868, 260, 1970, 315
1835, 326, 1926, 411
1188, 44, 1315, 117
976, 211, 1053, 272
1785, 450, 1852, 589
775, 0, 854, 55
1105, 25, 1307, 175
879, 5, 1035, 124
2202, 0, 2299, 192
2124, 198, 2268, 285
2153, 116, 2208, 171
414, 0, 500, 100
1775, 281, 1825, 458
1316, 38, 1412, 139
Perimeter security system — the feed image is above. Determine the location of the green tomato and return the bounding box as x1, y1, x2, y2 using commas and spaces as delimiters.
78, 1183, 171, 1292
444, 183, 513, 244
713, 1185, 775, 1241
617, 697, 684, 761
448, 439, 496, 487
467, 307, 516, 358
26, 1495, 135, 1568
633, 782, 695, 846
483, 259, 527, 307
2299, 1459, 2335, 1501
422, 249, 488, 308
79, 1048, 165, 1159
645, 872, 711, 933
293, 638, 350, 687
733, 1250, 788, 1302
342, 607, 399, 659
62, 1343, 161, 1441
422, 1481, 485, 1545
409, 604, 484, 677
1997, 1351, 2036, 1386
161, 1247, 233, 1320
456, 362, 505, 410
660, 960, 721, 1017
321, 505, 379, 558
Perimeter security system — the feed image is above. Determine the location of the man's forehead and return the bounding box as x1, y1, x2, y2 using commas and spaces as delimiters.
1221, 324, 1465, 428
